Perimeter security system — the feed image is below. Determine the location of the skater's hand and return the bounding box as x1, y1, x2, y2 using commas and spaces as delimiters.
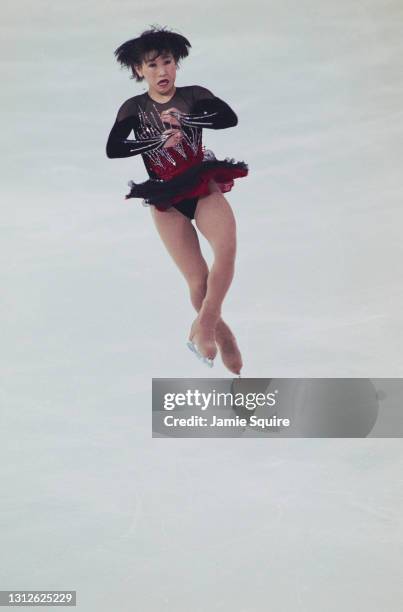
162, 128, 183, 149
160, 107, 182, 127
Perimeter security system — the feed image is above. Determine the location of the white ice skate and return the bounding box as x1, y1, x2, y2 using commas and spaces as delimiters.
186, 340, 214, 368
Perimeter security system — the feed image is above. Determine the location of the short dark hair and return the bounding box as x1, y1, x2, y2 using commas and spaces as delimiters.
114, 25, 191, 82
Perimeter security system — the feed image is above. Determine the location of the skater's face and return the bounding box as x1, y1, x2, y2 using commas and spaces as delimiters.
134, 50, 177, 95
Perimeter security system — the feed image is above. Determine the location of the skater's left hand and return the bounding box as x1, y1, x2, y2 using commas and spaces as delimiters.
160, 107, 182, 127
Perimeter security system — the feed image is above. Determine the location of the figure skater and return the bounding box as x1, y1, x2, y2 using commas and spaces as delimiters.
106, 26, 248, 374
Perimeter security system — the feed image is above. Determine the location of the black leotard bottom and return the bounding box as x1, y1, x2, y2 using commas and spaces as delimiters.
171, 197, 199, 220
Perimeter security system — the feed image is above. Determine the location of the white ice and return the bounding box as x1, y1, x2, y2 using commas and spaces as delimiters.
1, 1, 403, 610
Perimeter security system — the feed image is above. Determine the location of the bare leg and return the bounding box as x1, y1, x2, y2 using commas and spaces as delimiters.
195, 180, 243, 374
150, 205, 209, 310
191, 187, 238, 358
150, 204, 242, 373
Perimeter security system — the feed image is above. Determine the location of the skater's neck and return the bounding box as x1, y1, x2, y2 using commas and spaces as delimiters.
146, 86, 177, 105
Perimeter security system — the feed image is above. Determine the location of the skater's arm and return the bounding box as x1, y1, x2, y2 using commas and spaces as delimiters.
106, 101, 168, 159
180, 86, 238, 130
106, 118, 166, 158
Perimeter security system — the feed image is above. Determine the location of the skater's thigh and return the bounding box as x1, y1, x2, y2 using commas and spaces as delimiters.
194, 190, 236, 255
150, 206, 208, 281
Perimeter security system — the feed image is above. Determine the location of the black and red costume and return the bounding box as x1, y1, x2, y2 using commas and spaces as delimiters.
106, 85, 248, 219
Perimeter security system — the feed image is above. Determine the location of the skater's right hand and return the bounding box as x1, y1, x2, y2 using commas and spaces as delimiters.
162, 128, 183, 149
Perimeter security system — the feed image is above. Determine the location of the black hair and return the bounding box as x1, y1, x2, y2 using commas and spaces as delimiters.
114, 25, 191, 82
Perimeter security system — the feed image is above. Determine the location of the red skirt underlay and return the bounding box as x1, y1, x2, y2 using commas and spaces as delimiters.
125, 155, 248, 212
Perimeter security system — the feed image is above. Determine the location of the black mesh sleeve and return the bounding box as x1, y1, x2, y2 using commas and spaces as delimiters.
106, 99, 167, 159
178, 86, 238, 130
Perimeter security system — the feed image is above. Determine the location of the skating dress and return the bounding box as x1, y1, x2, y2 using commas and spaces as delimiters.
106, 85, 248, 219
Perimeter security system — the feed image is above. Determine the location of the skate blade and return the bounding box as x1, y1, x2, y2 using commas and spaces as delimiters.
187, 341, 214, 368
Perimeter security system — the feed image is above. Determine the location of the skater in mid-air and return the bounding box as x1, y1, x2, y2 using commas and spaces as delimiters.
106, 26, 248, 374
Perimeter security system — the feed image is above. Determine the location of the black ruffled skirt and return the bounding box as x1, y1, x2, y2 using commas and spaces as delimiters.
125, 155, 248, 211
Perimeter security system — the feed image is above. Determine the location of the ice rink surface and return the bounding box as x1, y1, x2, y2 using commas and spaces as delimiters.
1, 1, 403, 610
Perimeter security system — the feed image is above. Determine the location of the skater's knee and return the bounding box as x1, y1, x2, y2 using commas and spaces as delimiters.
208, 219, 237, 261
214, 239, 236, 263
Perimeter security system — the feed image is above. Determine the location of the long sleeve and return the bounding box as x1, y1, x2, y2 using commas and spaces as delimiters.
106, 100, 167, 159
178, 86, 238, 130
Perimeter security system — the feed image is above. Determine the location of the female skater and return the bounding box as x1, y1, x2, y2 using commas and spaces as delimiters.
106, 26, 248, 374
